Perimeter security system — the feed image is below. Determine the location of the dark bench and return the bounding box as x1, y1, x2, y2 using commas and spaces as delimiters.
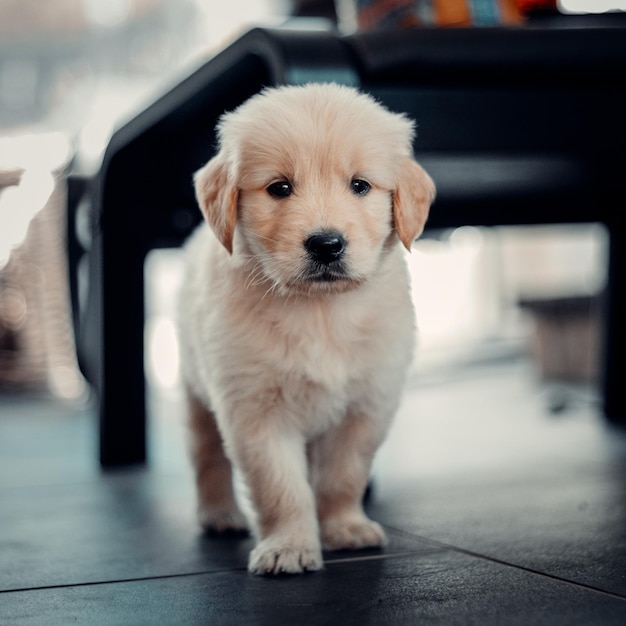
68, 22, 626, 466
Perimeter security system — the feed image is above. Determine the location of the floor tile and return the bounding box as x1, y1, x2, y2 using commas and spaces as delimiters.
0, 396, 98, 489
369, 363, 626, 597
0, 466, 439, 592
3, 550, 626, 626
371, 466, 626, 597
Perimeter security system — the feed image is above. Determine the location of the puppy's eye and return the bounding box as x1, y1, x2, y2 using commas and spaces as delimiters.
267, 181, 292, 198
351, 179, 371, 196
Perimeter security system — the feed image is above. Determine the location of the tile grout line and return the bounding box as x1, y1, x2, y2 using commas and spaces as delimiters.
324, 547, 449, 566
0, 568, 248, 596
383, 524, 626, 603
0, 548, 448, 595
455, 547, 626, 603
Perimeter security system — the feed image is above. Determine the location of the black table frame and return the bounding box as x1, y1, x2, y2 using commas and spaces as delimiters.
68, 24, 626, 466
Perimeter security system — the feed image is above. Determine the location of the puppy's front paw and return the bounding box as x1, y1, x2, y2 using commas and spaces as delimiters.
321, 514, 388, 551
199, 506, 249, 536
248, 537, 323, 575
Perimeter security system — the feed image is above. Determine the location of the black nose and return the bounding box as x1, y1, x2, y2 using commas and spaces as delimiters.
305, 232, 346, 265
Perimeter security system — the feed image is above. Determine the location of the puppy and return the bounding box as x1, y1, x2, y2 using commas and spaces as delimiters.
178, 83, 435, 575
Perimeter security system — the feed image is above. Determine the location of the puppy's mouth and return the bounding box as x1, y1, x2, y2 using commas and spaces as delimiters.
285, 261, 364, 295
305, 261, 349, 283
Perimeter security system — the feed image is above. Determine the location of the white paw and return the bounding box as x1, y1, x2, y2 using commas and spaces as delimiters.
248, 537, 323, 575
199, 505, 249, 536
321, 515, 388, 551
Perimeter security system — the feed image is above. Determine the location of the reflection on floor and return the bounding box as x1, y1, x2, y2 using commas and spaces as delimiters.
1, 357, 626, 624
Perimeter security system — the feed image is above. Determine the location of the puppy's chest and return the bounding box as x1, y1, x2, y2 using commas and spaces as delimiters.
218, 293, 409, 435
253, 301, 378, 388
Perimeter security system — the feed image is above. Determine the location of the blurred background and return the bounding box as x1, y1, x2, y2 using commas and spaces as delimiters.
0, 0, 621, 407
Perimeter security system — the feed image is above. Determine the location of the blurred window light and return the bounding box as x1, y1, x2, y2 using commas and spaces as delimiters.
410, 227, 492, 357
0, 133, 71, 270
408, 223, 606, 375
497, 224, 607, 300
83, 0, 131, 28
0, 132, 71, 172
191, 0, 286, 50
0, 169, 55, 270
144, 250, 184, 392
76, 90, 132, 171
558, 0, 626, 12
146, 316, 181, 391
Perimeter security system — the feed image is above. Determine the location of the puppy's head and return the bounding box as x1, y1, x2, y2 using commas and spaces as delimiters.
194, 83, 435, 295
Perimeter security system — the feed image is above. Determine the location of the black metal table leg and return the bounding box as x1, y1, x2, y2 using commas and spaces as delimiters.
602, 220, 626, 423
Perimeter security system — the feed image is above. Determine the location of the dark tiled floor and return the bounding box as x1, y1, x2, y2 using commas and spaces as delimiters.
2, 359, 626, 624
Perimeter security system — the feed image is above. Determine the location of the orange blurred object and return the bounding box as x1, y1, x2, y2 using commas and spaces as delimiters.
514, 0, 559, 14
355, 0, 530, 30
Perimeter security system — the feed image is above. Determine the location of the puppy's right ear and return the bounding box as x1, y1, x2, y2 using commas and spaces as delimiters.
194, 154, 238, 254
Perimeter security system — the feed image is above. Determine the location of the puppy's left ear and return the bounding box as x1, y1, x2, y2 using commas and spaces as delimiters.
393, 157, 436, 250
194, 154, 238, 254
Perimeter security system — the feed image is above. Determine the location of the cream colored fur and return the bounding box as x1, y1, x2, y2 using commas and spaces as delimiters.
178, 83, 435, 575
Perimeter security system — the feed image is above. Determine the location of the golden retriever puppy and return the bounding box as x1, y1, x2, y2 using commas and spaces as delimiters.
178, 83, 435, 575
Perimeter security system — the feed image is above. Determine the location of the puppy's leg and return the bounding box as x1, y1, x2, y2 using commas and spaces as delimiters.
186, 388, 248, 535
311, 412, 388, 551
225, 416, 322, 575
